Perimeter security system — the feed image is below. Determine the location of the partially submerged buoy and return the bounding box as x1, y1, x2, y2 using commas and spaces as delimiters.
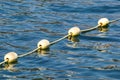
68, 27, 81, 37
4, 52, 18, 63
98, 18, 110, 32
37, 39, 50, 50
98, 18, 110, 27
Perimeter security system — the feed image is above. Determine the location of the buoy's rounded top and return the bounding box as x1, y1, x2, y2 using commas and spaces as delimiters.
68, 27, 81, 37
4, 52, 18, 63
37, 39, 50, 50
98, 18, 109, 27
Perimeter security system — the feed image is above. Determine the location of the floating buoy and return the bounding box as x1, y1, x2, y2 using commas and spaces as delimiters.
98, 18, 110, 27
37, 39, 50, 50
4, 52, 18, 63
98, 18, 110, 32
68, 27, 81, 37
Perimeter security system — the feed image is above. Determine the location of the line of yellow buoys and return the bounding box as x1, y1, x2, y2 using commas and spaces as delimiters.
0, 18, 120, 66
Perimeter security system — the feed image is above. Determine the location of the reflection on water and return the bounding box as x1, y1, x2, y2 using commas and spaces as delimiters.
0, 0, 120, 80
37, 49, 49, 56
4, 63, 17, 72
68, 36, 80, 42
67, 36, 80, 48
98, 25, 109, 32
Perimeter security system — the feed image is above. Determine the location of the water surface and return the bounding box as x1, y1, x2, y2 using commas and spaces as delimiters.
0, 0, 120, 80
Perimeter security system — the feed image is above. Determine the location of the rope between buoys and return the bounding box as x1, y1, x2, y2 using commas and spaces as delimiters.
18, 48, 39, 58
109, 18, 120, 24
50, 35, 69, 45
0, 61, 6, 65
81, 25, 99, 33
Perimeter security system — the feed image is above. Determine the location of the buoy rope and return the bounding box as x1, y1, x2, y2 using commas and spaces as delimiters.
0, 61, 6, 65
109, 18, 120, 24
18, 48, 39, 58
50, 35, 69, 45
81, 25, 99, 33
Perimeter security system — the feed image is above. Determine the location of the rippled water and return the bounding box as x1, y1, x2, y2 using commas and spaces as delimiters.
0, 0, 120, 80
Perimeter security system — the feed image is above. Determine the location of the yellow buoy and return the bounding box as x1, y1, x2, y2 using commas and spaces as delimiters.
68, 26, 81, 37
37, 39, 50, 50
98, 18, 110, 32
98, 18, 109, 27
4, 52, 18, 63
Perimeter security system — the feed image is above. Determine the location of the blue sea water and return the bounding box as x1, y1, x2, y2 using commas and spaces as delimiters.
0, 0, 120, 80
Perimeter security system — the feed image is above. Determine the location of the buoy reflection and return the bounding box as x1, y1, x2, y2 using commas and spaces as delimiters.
4, 62, 17, 72
37, 49, 49, 56
67, 36, 80, 48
